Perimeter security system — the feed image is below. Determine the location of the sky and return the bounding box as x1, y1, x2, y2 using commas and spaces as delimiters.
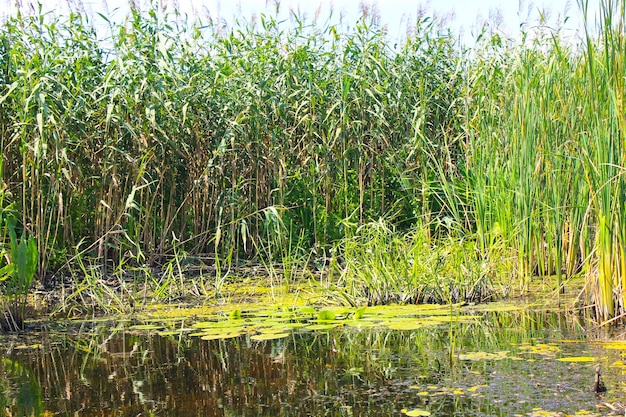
0, 0, 598, 45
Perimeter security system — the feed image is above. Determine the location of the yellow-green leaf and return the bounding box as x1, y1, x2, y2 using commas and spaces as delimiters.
402, 409, 431, 416
251, 333, 290, 341
556, 356, 597, 362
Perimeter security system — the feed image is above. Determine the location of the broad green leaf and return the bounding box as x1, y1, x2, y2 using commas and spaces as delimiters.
0, 264, 14, 281
317, 310, 336, 321
251, 333, 289, 341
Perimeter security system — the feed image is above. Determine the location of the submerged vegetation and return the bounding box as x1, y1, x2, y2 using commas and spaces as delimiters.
1, 0, 626, 323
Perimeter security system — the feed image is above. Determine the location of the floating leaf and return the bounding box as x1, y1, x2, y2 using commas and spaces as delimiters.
401, 408, 431, 416
556, 356, 597, 362
610, 360, 626, 369
190, 325, 246, 338
459, 351, 509, 361
572, 410, 599, 416
384, 319, 425, 331
518, 343, 561, 356
353, 307, 367, 320
597, 341, 626, 350
200, 332, 243, 341
251, 333, 290, 341
298, 306, 317, 315
528, 410, 562, 417
467, 385, 487, 392
317, 310, 336, 321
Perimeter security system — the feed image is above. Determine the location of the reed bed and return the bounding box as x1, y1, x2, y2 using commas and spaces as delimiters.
0, 1, 625, 320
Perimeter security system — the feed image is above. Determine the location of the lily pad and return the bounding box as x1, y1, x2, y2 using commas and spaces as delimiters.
200, 332, 243, 341
402, 408, 431, 416
556, 356, 597, 362
190, 325, 246, 338
250, 332, 290, 341
459, 351, 509, 361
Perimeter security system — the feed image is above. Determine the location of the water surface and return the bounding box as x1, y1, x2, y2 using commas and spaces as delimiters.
1, 308, 623, 416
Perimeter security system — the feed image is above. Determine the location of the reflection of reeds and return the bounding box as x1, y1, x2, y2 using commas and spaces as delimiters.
7, 308, 599, 415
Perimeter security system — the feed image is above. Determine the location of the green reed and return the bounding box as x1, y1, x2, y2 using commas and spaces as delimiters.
3, 1, 626, 319
461, 0, 626, 320
0, 8, 461, 279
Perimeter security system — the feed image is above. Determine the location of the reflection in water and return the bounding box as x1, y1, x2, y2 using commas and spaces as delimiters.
0, 310, 620, 416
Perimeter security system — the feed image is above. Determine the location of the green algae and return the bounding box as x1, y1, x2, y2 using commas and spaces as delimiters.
137, 301, 481, 341
556, 356, 598, 362
458, 351, 510, 361
402, 409, 431, 416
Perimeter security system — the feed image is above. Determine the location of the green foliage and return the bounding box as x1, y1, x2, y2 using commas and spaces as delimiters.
4, 215, 38, 297
461, 0, 626, 319
336, 219, 507, 305
0, 4, 462, 271
0, 214, 38, 330
0, 153, 38, 330
3, 1, 626, 319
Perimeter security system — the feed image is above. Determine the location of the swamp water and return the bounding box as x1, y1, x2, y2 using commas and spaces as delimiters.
2, 300, 626, 417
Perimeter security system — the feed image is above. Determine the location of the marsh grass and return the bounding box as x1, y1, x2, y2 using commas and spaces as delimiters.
337, 219, 508, 306
3, 1, 626, 319
460, 0, 626, 320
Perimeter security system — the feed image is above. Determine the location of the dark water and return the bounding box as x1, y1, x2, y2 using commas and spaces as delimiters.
0, 310, 623, 417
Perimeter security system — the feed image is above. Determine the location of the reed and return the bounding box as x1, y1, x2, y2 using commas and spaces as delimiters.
336, 218, 507, 305
0, 7, 461, 284
460, 0, 626, 320
2, 1, 626, 319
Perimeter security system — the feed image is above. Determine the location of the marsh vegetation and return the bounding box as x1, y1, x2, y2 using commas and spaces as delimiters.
0, 0, 626, 328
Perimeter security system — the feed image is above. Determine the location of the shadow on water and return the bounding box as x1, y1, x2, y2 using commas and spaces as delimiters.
0, 308, 624, 416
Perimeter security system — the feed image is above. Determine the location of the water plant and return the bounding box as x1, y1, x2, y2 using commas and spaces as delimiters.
3, 0, 626, 320
335, 219, 506, 306
0, 3, 469, 311
0, 211, 38, 331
